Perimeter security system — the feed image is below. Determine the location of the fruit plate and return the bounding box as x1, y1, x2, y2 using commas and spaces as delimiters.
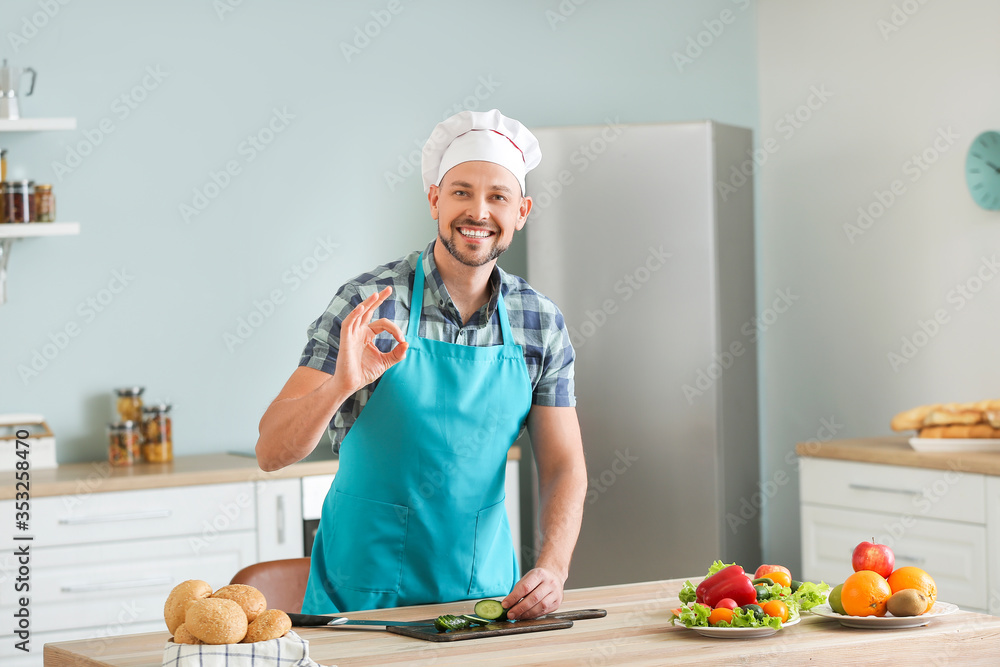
810, 602, 959, 629
909, 437, 1000, 452
689, 616, 799, 639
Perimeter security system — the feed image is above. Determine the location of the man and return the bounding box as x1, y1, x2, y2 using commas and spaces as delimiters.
255, 109, 587, 620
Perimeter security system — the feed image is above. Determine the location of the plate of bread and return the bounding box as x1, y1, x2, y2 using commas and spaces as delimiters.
891, 399, 1000, 452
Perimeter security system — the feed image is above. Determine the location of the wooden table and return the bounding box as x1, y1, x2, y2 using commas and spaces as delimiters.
44, 578, 1000, 666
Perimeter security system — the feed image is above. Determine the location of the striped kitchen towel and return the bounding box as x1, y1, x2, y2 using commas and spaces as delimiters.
161, 630, 329, 667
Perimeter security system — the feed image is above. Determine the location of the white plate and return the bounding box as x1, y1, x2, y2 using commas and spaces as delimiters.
810, 602, 959, 628
688, 615, 799, 639
909, 437, 1000, 452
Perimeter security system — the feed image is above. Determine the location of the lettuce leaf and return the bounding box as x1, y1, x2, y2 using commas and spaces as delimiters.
791, 581, 831, 610
678, 580, 697, 604
671, 603, 711, 627
706, 560, 737, 577
716, 607, 782, 630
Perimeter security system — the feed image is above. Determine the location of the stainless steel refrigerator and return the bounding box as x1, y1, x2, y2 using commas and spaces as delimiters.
523, 120, 760, 587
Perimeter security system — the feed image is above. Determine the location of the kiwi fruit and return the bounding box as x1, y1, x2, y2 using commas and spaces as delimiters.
886, 589, 928, 617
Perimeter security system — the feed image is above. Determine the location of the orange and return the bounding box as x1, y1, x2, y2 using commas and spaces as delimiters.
762, 600, 789, 623
840, 570, 892, 617
887, 567, 937, 613
761, 571, 792, 588
708, 607, 734, 626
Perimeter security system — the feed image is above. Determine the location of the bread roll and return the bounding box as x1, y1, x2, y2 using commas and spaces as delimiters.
985, 410, 1000, 428
243, 609, 292, 643
918, 424, 1000, 439
185, 598, 248, 644
211, 584, 267, 623
164, 580, 213, 634
891, 404, 941, 431
922, 410, 984, 426
172, 624, 202, 645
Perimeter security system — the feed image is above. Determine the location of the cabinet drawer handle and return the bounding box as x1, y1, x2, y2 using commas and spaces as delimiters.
61, 575, 173, 593
276, 495, 285, 545
59, 509, 172, 525
847, 483, 921, 496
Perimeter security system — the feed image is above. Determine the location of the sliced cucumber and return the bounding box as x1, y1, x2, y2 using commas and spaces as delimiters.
474, 599, 508, 620
433, 614, 471, 632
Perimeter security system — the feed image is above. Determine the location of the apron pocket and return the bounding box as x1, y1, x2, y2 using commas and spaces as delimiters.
329, 491, 409, 593
468, 498, 515, 597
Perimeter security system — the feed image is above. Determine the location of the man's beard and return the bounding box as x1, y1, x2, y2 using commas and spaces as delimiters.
439, 221, 510, 267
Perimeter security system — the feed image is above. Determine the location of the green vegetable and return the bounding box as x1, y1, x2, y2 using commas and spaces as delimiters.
790, 579, 804, 593
790, 580, 831, 611
706, 560, 737, 577
678, 580, 697, 604
433, 614, 472, 632
670, 603, 711, 627
718, 606, 782, 630
754, 584, 772, 601
752, 577, 776, 585
739, 603, 764, 620
474, 599, 507, 620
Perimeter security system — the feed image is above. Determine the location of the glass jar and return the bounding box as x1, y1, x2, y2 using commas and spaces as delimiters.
107, 421, 141, 466
113, 386, 145, 423
141, 403, 173, 463
34, 183, 54, 222
1, 180, 34, 223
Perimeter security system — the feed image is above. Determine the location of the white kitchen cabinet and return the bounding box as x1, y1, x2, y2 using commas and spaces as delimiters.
800, 457, 990, 613
987, 476, 1000, 615
256, 478, 304, 562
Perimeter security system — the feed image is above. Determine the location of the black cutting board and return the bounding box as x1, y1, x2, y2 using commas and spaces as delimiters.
386, 608, 605, 642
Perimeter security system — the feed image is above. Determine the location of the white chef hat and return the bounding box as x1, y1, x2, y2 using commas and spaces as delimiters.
421, 109, 541, 195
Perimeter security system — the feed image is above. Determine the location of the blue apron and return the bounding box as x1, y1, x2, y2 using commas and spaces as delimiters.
302, 252, 532, 613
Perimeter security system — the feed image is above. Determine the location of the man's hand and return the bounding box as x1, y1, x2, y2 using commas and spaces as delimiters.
501, 567, 566, 620
334, 286, 408, 394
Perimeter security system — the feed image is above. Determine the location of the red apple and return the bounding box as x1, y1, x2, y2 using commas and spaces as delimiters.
754, 564, 792, 580
852, 539, 895, 578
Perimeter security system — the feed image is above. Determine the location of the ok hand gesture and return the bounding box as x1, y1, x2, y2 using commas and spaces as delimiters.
334, 286, 408, 394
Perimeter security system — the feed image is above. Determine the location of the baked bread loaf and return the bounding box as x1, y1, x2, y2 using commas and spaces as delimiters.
185, 598, 248, 645
918, 424, 1000, 439
172, 623, 202, 645
892, 399, 1000, 435
211, 584, 267, 623
164, 580, 213, 634
243, 608, 292, 643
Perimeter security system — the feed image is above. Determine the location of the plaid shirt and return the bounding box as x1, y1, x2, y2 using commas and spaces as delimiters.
300, 241, 576, 452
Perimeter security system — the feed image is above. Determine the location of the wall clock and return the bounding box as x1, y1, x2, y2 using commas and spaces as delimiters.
966, 130, 1000, 210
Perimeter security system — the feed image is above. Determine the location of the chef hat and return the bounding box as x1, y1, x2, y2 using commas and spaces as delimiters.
421, 109, 541, 195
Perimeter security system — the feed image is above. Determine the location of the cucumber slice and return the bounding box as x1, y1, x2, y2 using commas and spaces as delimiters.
474, 599, 508, 620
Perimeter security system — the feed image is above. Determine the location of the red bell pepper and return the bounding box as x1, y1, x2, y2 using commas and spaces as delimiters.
695, 564, 757, 608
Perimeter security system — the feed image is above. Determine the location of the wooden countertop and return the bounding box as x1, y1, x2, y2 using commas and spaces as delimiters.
1, 447, 520, 500
44, 578, 1000, 666
796, 436, 1000, 476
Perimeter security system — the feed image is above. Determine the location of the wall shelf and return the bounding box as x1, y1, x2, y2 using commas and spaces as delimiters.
0, 117, 77, 132
0, 223, 80, 305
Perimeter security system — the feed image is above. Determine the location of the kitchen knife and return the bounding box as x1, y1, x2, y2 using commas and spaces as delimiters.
288, 608, 606, 628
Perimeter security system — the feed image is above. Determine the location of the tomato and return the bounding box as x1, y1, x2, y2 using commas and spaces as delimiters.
762, 600, 789, 623
755, 564, 793, 581
762, 570, 792, 588
708, 607, 734, 626
714, 598, 738, 610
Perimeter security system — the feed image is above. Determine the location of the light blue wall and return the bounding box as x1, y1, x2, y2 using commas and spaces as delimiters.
0, 0, 758, 463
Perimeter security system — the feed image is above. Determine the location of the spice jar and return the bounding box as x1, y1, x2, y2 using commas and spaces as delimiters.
113, 386, 145, 423
141, 402, 173, 463
1, 180, 34, 223
34, 183, 54, 222
107, 421, 141, 466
